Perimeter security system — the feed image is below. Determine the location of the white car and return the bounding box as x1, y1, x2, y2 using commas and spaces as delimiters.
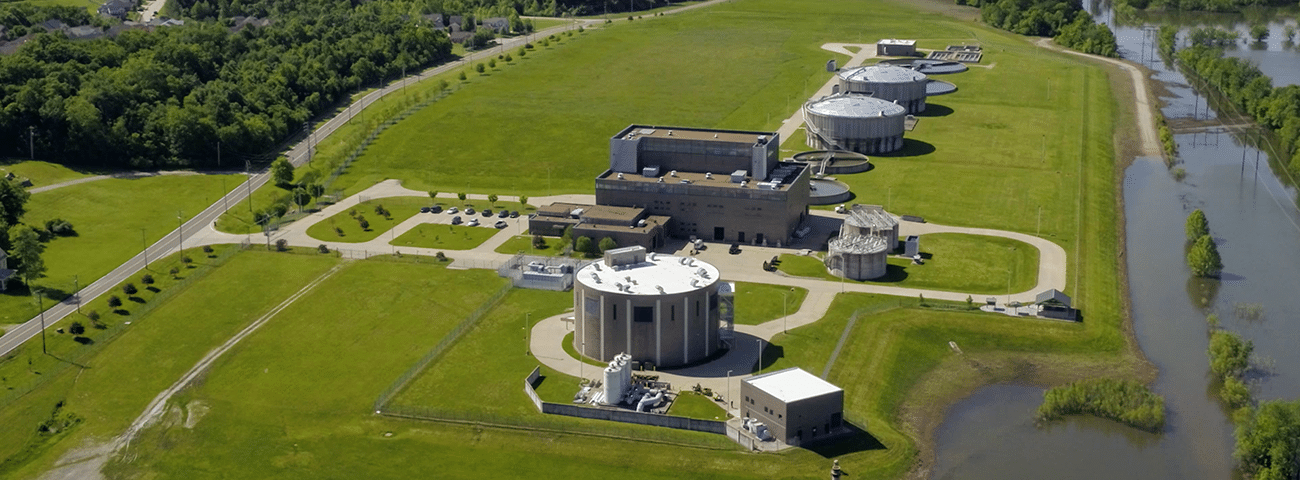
467, 218, 480, 227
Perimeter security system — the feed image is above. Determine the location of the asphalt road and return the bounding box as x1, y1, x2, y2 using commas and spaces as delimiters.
0, 19, 595, 359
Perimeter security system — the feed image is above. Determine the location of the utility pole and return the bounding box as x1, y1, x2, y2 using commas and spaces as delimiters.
28, 126, 35, 160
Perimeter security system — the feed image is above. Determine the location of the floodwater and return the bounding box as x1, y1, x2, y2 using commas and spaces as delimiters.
931, 7, 1300, 479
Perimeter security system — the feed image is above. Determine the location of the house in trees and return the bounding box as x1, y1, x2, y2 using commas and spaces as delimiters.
483, 17, 509, 33
0, 248, 13, 292
98, 0, 134, 19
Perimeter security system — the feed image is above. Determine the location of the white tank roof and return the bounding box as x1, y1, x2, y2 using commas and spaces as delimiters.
577, 254, 719, 295
838, 64, 928, 84
845, 204, 899, 230
806, 94, 907, 118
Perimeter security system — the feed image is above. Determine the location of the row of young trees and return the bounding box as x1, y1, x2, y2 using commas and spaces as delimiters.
0, 1, 453, 169
1185, 209, 1223, 277
962, 0, 1118, 57
1173, 29, 1300, 175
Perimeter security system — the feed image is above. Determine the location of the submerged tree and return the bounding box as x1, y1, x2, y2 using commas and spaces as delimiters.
1186, 209, 1209, 240
1187, 234, 1223, 277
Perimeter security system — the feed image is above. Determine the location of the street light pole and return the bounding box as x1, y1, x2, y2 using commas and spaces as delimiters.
782, 290, 788, 333
727, 369, 733, 409
755, 339, 762, 371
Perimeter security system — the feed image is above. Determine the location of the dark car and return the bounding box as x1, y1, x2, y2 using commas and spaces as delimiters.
497, 210, 509, 218
451, 216, 462, 225
465, 207, 475, 215
430, 205, 443, 213
420, 206, 431, 213
509, 211, 519, 218
494, 220, 508, 229
482, 209, 493, 217
729, 243, 741, 255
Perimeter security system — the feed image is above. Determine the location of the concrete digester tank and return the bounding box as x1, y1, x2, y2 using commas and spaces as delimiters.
837, 64, 929, 113
803, 94, 907, 155
843, 204, 899, 248
574, 246, 722, 368
826, 234, 890, 280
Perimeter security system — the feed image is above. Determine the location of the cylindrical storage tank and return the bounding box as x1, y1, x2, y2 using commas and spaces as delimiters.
574, 249, 722, 368
844, 205, 900, 248
826, 235, 890, 280
804, 94, 907, 155
837, 64, 929, 113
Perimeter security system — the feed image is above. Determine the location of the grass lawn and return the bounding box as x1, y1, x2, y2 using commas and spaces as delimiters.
734, 282, 808, 326
304, 197, 429, 243
561, 331, 610, 367
3, 0, 98, 11
0, 249, 342, 478
776, 233, 1039, 295
390, 224, 500, 249
0, 161, 93, 187
668, 391, 728, 421
1, 173, 241, 324
494, 234, 568, 256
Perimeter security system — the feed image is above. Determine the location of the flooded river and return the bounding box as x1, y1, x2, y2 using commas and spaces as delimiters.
932, 8, 1300, 479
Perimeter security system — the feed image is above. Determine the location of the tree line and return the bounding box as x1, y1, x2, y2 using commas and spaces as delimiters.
0, 1, 453, 169
1112, 0, 1293, 13
957, 0, 1118, 57
1173, 28, 1300, 175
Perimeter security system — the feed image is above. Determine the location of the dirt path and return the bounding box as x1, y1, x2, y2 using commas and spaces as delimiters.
37, 263, 347, 480
1036, 37, 1162, 158
28, 171, 239, 194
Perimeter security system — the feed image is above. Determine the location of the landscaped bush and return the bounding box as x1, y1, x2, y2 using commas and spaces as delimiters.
1037, 378, 1165, 432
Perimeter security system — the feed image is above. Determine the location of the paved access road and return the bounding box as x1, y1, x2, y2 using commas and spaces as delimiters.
0, 19, 597, 359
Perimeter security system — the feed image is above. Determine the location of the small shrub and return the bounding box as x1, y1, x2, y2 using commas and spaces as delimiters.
335, 226, 344, 236
318, 244, 330, 254
122, 283, 137, 296
182, 256, 193, 266
69, 322, 85, 335
43, 218, 76, 237
458, 71, 467, 81
475, 63, 486, 74
488, 194, 498, 204
358, 216, 370, 230
1171, 168, 1187, 181
435, 251, 448, 261
141, 274, 154, 285
169, 267, 180, 278
532, 235, 547, 249
349, 208, 357, 217
488, 58, 496, 68
87, 310, 101, 323
108, 296, 122, 308
519, 195, 528, 206
457, 192, 467, 201
202, 245, 214, 256
275, 239, 289, 252
504, 53, 513, 62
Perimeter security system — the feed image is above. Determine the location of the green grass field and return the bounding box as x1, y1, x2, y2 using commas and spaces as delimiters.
494, 234, 569, 256
1, 174, 241, 324
390, 223, 500, 249
3, 0, 99, 11
734, 282, 808, 326
776, 233, 1040, 294
304, 197, 430, 243
0, 249, 342, 479
668, 391, 728, 421
0, 161, 93, 187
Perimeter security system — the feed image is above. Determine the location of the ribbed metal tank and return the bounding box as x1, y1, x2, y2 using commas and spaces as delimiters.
837, 64, 929, 113
803, 94, 907, 155
825, 235, 890, 280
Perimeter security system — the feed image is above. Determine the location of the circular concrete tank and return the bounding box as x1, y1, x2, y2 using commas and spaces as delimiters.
843, 204, 900, 248
574, 250, 721, 368
837, 64, 929, 113
826, 234, 890, 280
803, 94, 907, 155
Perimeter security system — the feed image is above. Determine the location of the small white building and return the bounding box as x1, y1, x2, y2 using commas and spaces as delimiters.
741, 367, 845, 445
877, 39, 917, 57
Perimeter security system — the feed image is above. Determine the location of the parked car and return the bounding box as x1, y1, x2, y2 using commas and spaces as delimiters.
494, 220, 508, 229
447, 207, 459, 214
497, 210, 509, 218
420, 206, 430, 213
467, 218, 480, 227
482, 209, 493, 217
465, 207, 475, 215
451, 216, 462, 225
430, 205, 443, 213
509, 211, 519, 218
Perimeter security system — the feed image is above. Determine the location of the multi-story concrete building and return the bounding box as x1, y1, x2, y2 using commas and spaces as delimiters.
595, 125, 811, 246
741, 367, 845, 446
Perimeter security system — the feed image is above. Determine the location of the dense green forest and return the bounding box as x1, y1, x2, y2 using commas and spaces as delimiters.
1173, 29, 1300, 173
956, 0, 1118, 56
0, 1, 457, 168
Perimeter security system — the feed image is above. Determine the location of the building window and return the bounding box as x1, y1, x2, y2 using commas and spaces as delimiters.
612, 304, 618, 321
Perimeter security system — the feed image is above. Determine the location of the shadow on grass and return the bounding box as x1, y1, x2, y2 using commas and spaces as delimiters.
45, 352, 89, 368
867, 264, 909, 283
873, 139, 935, 158
128, 296, 145, 304
72, 336, 94, 346
755, 343, 784, 371
146, 286, 160, 293
914, 103, 953, 117
801, 421, 886, 459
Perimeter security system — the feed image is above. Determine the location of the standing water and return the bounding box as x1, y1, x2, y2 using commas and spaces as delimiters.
931, 7, 1300, 479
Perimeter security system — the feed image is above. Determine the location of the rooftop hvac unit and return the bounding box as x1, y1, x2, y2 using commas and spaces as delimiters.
670, 170, 677, 177
731, 170, 747, 183
642, 165, 661, 177
705, 172, 713, 179
637, 219, 647, 227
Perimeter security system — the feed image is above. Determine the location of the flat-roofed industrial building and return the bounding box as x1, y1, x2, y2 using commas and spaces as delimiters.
529, 202, 671, 251
596, 125, 811, 246
741, 367, 845, 446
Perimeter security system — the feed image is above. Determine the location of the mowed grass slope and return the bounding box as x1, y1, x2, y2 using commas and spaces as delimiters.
103, 260, 510, 479
327, 0, 977, 197
0, 161, 92, 187
0, 250, 341, 479
1, 174, 241, 324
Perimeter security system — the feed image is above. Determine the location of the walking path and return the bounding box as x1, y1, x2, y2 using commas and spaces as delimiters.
1036, 37, 1161, 158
